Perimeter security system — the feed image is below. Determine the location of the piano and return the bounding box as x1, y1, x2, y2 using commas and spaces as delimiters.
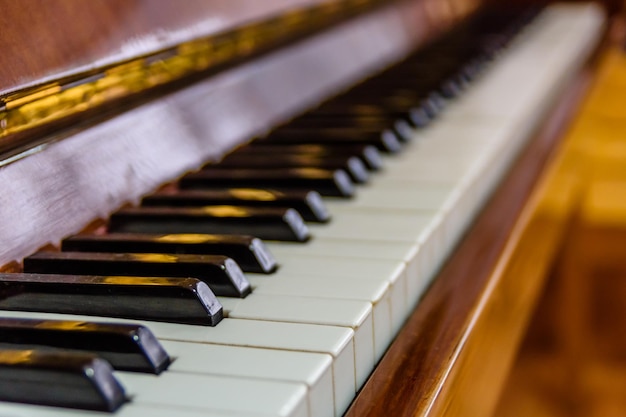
0, 0, 609, 416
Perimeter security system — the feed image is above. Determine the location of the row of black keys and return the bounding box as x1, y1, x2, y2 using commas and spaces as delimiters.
0, 7, 540, 413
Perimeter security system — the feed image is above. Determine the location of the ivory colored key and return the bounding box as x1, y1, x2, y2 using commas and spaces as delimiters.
0, 317, 170, 374
225, 294, 374, 389
246, 274, 392, 362
142, 189, 331, 223
0, 311, 357, 416
23, 252, 251, 298
62, 233, 278, 274
0, 274, 223, 326
116, 371, 309, 417
162, 341, 334, 417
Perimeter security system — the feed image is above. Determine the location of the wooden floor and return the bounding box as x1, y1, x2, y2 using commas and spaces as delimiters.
494, 35, 626, 417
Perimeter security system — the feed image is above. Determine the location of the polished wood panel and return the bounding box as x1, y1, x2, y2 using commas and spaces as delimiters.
345, 51, 599, 417
0, 0, 337, 94
495, 42, 626, 417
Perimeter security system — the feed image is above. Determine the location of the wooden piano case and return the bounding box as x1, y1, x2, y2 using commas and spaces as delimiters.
0, 0, 618, 415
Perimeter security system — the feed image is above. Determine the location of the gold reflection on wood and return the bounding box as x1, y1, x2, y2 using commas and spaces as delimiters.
0, 0, 392, 150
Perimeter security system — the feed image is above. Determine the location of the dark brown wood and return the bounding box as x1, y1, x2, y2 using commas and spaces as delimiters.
0, 0, 340, 94
345, 57, 597, 417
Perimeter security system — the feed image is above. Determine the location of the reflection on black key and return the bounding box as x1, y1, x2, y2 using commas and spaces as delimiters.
24, 252, 251, 298
180, 168, 355, 198
0, 317, 170, 374
0, 273, 223, 326
109, 206, 310, 242
143, 188, 330, 223
235, 144, 383, 171
0, 350, 126, 411
214, 154, 370, 183
64, 233, 278, 274
264, 127, 402, 153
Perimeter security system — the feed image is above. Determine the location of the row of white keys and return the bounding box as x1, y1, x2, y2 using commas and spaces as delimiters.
0, 6, 605, 417
0, 310, 351, 417
266, 0, 606, 361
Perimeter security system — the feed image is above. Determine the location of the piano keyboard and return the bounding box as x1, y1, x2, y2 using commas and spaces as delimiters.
0, 4, 604, 417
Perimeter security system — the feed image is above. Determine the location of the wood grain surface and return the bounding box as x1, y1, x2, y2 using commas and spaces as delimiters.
0, 0, 337, 94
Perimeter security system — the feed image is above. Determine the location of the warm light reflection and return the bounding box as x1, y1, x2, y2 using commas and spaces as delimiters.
0, 350, 35, 364
229, 188, 278, 201
129, 253, 179, 263
103, 276, 178, 285
201, 206, 250, 217
0, 0, 387, 146
35, 320, 91, 331
155, 234, 217, 244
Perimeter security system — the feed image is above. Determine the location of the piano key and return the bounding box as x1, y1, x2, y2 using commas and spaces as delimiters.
245, 274, 392, 362
162, 341, 334, 417
62, 233, 278, 274
234, 143, 384, 171
213, 154, 370, 184
253, 253, 406, 331
0, 350, 126, 412
109, 206, 311, 242
265, 239, 421, 334
225, 294, 374, 389
0, 274, 223, 326
263, 127, 403, 153
0, 311, 357, 416
0, 317, 170, 374
179, 168, 355, 198
116, 372, 309, 417
24, 252, 251, 298
148, 318, 357, 416
303, 103, 433, 128
0, 403, 228, 417
142, 188, 331, 223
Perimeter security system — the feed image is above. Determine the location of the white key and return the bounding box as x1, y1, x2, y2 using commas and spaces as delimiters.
162, 341, 334, 417
251, 254, 404, 344
225, 294, 373, 389
117, 372, 308, 417
0, 311, 355, 416
267, 239, 419, 334
0, 403, 243, 417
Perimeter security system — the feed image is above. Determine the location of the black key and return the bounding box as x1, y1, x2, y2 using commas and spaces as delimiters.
235, 144, 383, 171
142, 188, 330, 223
0, 350, 126, 411
0, 317, 170, 374
24, 252, 251, 298
64, 233, 279, 274
214, 154, 370, 184
109, 206, 310, 242
303, 103, 432, 128
264, 127, 402, 153
180, 168, 355, 198
0, 273, 223, 326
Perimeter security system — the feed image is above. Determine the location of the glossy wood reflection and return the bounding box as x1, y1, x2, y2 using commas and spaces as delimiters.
345, 54, 596, 417
495, 43, 626, 417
